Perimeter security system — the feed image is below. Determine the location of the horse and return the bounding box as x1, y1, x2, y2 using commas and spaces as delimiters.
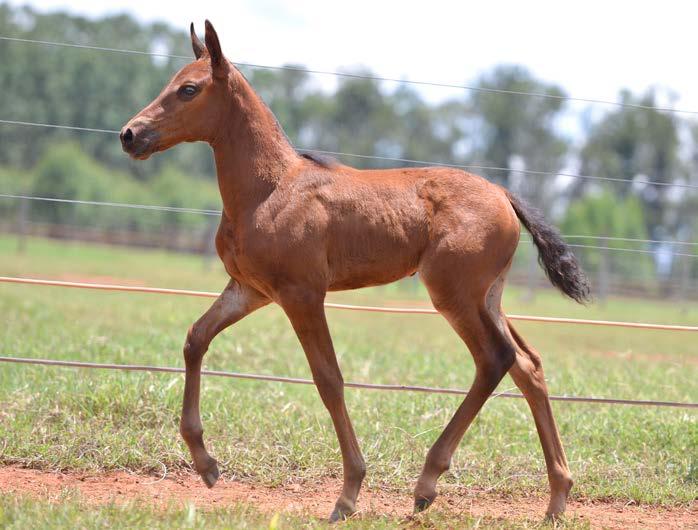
120, 20, 590, 522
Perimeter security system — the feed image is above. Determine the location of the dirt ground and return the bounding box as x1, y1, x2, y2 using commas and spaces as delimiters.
1, 466, 695, 528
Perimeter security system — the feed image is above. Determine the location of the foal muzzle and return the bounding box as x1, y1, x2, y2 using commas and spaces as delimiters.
120, 123, 160, 160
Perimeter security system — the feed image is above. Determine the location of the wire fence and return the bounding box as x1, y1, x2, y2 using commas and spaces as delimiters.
1, 32, 697, 413
1, 192, 696, 259
0, 355, 695, 409
1, 276, 697, 410
3, 116, 698, 191
2, 275, 697, 332
0, 192, 220, 216
2, 35, 697, 116
1, 32, 697, 256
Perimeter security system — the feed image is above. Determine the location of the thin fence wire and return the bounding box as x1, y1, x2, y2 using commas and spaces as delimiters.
303, 149, 698, 191
2, 192, 696, 257
520, 240, 698, 258
560, 235, 698, 247
0, 355, 695, 409
0, 118, 118, 135
2, 35, 697, 116
1, 35, 696, 413
2, 275, 697, 332
3, 117, 698, 192
0, 192, 220, 216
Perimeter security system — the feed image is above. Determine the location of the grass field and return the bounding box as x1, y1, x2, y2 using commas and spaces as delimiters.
0, 494, 602, 530
0, 235, 696, 528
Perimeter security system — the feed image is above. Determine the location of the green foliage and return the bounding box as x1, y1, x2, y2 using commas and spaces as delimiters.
0, 5, 214, 176
31, 142, 113, 223
562, 191, 654, 279
580, 91, 679, 190
0, 166, 26, 220
469, 65, 568, 196
563, 191, 648, 243
18, 142, 219, 232
578, 90, 683, 235
247, 66, 471, 170
147, 165, 221, 228
0, 3, 695, 286
0, 5, 474, 177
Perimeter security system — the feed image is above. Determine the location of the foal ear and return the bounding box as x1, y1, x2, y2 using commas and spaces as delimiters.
190, 23, 205, 59
204, 20, 227, 77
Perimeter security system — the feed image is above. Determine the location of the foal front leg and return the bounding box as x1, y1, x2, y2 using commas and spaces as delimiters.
181, 280, 269, 488
280, 291, 366, 522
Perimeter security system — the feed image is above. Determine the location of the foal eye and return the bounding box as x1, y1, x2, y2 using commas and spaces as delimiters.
178, 84, 198, 99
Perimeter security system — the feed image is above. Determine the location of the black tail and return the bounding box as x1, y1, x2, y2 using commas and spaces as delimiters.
506, 191, 590, 304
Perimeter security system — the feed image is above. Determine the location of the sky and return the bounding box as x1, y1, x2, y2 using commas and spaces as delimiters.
7, 0, 698, 117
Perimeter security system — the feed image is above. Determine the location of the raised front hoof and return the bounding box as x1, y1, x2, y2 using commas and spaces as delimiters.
198, 460, 220, 489
413, 492, 437, 514
329, 500, 356, 523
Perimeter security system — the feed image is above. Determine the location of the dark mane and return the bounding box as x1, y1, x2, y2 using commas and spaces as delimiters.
299, 151, 340, 169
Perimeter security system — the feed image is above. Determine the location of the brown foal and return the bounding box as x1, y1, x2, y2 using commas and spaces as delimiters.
121, 21, 590, 522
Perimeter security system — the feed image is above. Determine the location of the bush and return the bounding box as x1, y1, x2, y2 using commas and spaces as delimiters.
562, 190, 654, 281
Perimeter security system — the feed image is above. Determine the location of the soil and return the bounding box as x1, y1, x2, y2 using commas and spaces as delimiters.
1, 466, 695, 528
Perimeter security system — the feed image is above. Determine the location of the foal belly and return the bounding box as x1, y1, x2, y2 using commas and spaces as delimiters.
326, 234, 423, 291
328, 262, 417, 291
325, 201, 428, 291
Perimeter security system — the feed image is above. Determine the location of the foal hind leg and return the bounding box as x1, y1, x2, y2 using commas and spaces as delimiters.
180, 280, 269, 488
413, 296, 515, 512
505, 320, 572, 518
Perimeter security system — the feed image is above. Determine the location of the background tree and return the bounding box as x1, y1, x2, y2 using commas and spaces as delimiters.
577, 90, 681, 238
561, 191, 653, 299
0, 3, 696, 297
0, 5, 213, 177
468, 64, 568, 210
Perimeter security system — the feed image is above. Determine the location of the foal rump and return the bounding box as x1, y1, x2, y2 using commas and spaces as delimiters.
506, 191, 590, 304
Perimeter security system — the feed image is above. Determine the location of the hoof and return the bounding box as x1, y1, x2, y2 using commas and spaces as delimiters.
199, 460, 220, 489
413, 493, 436, 514
329, 501, 355, 523
544, 511, 566, 524
545, 488, 570, 520
544, 507, 567, 521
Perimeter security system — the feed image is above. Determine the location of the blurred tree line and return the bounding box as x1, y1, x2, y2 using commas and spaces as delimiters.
0, 5, 696, 295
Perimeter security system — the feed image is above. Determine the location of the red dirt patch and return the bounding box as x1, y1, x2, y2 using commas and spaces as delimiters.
1, 466, 695, 528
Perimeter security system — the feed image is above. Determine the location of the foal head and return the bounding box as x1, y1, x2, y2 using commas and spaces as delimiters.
121, 21, 233, 159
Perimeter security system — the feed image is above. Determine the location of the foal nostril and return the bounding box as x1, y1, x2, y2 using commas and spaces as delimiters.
120, 127, 134, 145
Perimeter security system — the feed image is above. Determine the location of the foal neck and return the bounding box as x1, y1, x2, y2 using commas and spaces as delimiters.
211, 67, 299, 217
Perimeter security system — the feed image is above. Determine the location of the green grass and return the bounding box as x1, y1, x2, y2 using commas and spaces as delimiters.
0, 494, 594, 530
0, 235, 696, 527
